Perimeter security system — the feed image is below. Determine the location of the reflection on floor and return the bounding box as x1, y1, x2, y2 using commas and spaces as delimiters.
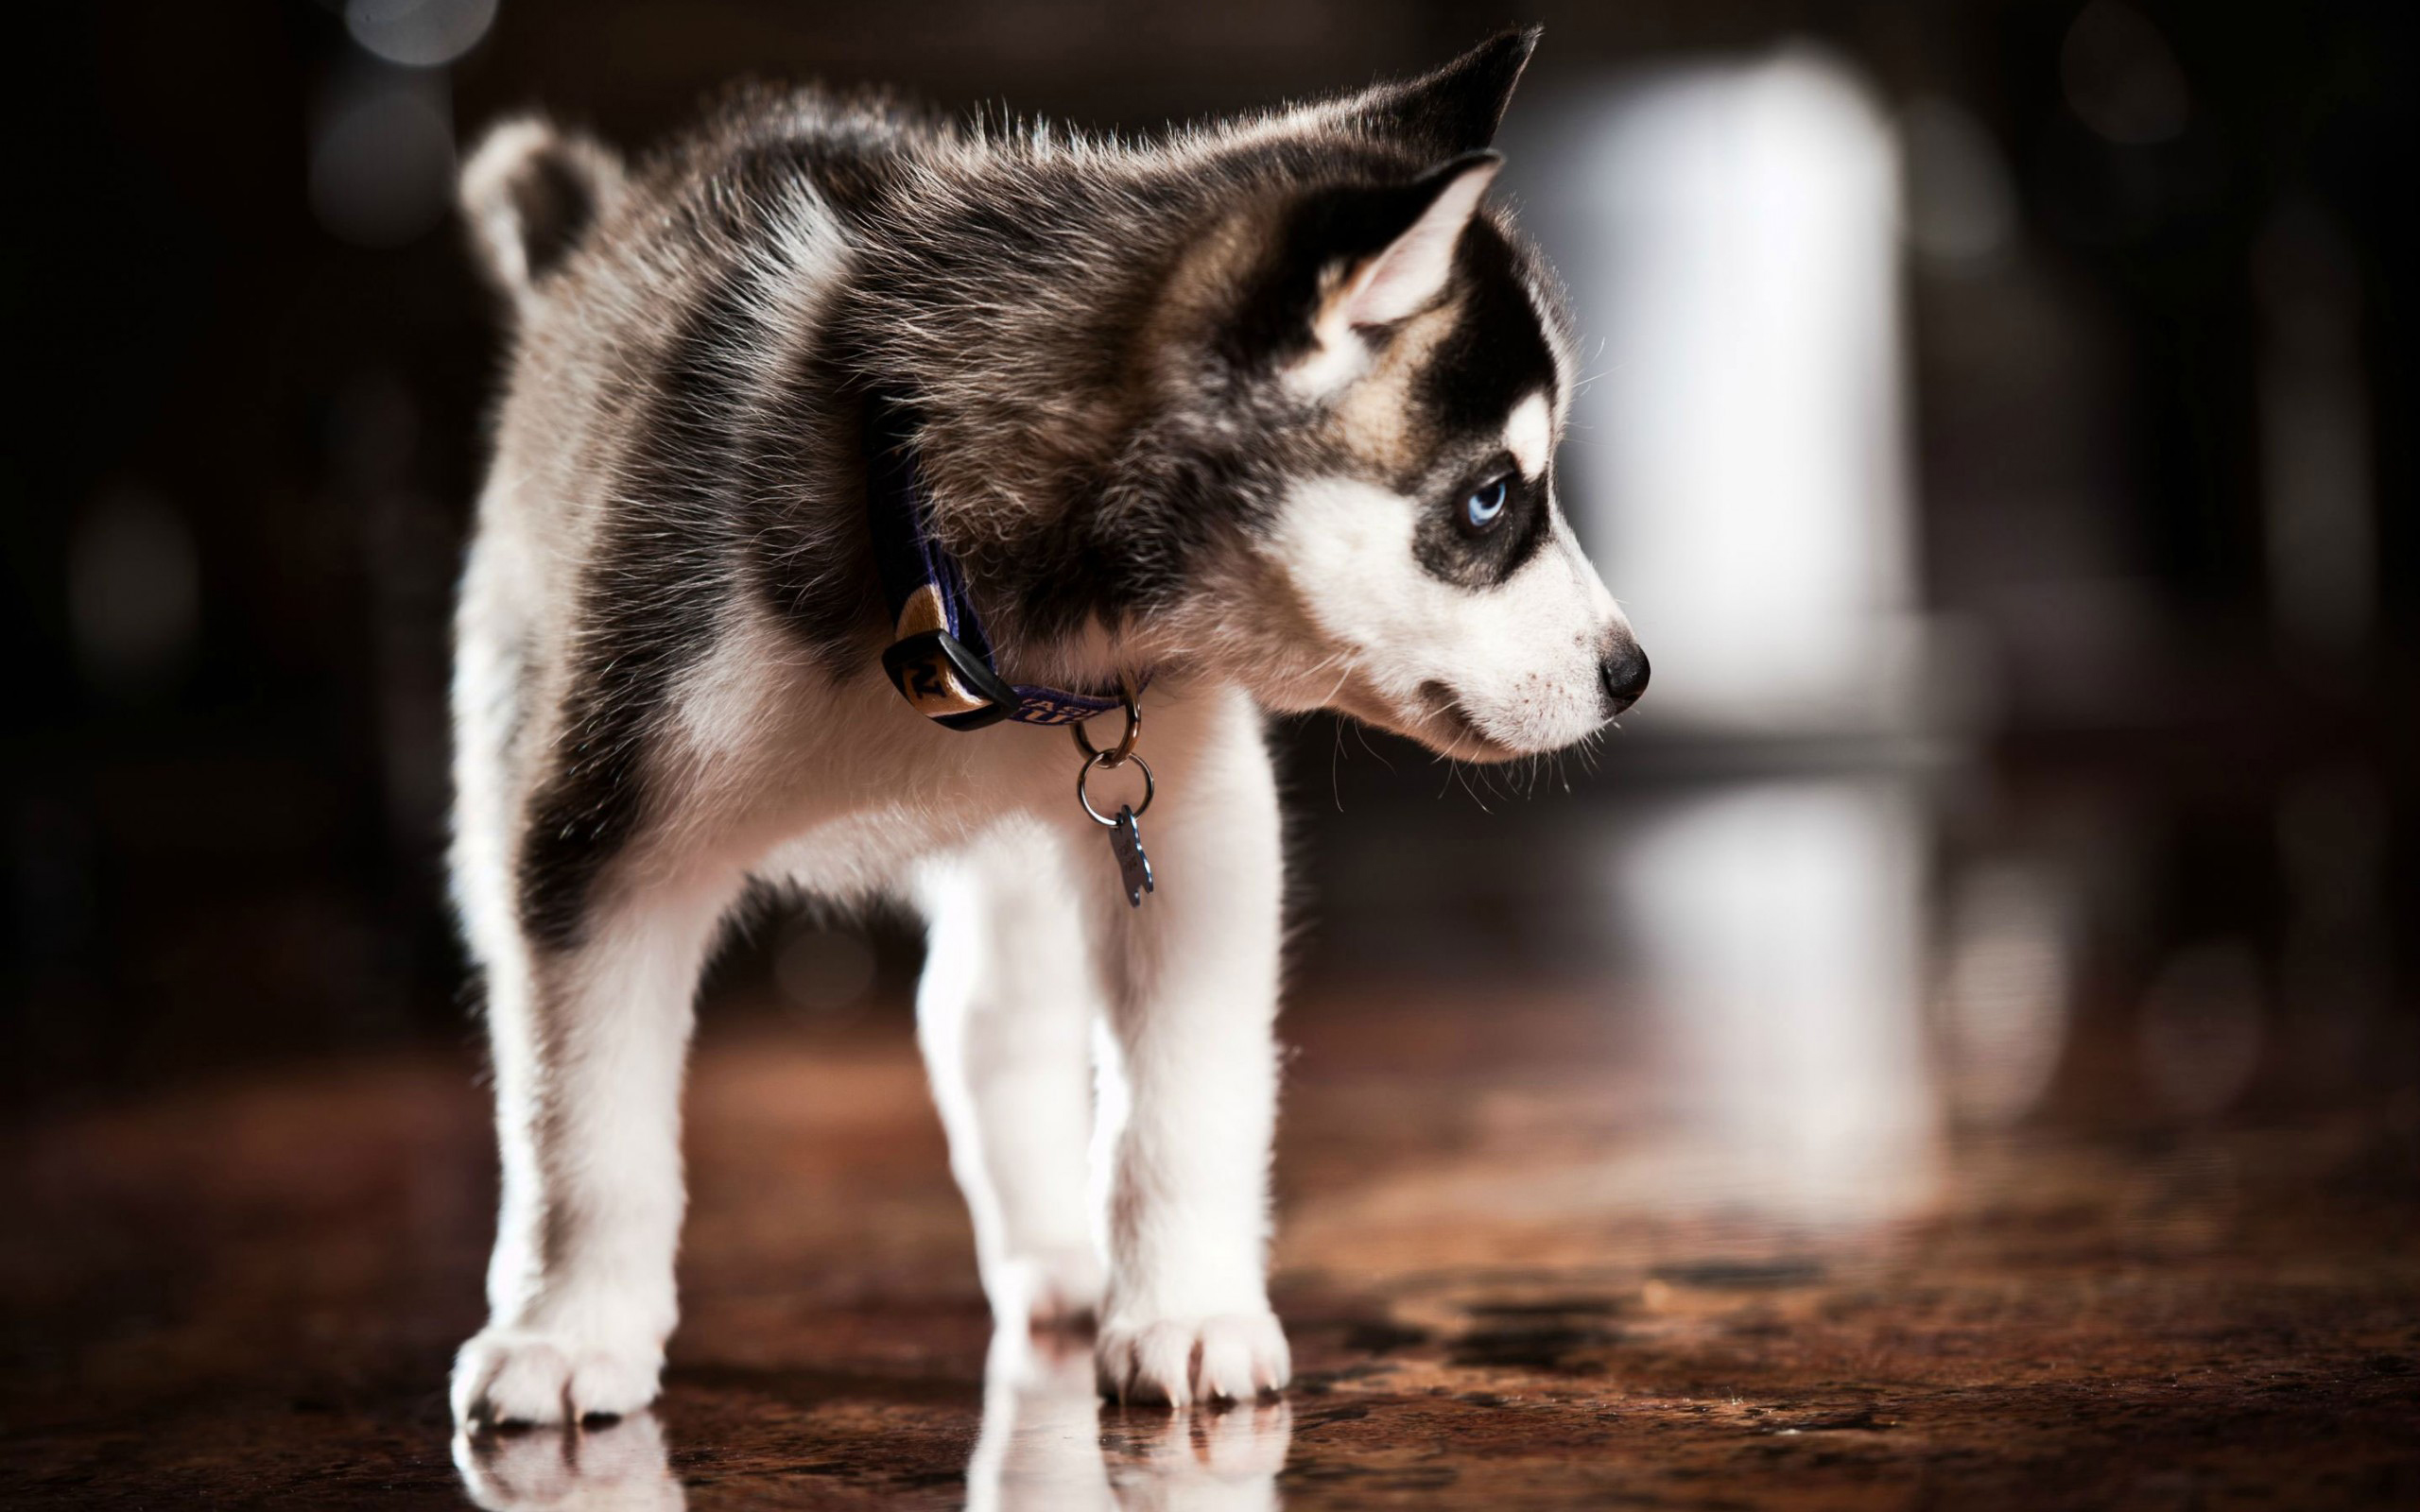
456, 1331, 1294, 1512
5, 963, 2414, 1508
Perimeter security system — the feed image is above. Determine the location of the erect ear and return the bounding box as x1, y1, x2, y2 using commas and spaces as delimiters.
1326, 152, 1502, 332
1268, 153, 1502, 393
1233, 153, 1503, 390
1341, 27, 1540, 157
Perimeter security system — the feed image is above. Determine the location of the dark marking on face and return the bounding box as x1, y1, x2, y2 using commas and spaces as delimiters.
1411, 452, 1551, 590
1397, 221, 1562, 590
1419, 222, 1558, 436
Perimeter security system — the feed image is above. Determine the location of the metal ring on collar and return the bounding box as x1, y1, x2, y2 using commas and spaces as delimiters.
1076, 750, 1154, 827
1070, 675, 1142, 765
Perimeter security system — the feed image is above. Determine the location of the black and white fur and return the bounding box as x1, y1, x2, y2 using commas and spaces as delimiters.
447, 29, 1647, 1425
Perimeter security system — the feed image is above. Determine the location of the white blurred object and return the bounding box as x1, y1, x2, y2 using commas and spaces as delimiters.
1939, 862, 2075, 1125
346, 0, 499, 68
1534, 52, 1927, 736
1613, 779, 1938, 1226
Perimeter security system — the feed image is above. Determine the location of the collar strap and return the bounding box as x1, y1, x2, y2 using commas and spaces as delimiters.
865, 393, 1143, 730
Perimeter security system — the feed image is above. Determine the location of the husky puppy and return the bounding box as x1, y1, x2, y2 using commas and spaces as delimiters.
448, 28, 1647, 1425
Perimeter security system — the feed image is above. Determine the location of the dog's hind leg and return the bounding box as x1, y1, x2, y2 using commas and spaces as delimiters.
446, 564, 740, 1424
450, 852, 736, 1427
1090, 688, 1290, 1406
914, 821, 1107, 1330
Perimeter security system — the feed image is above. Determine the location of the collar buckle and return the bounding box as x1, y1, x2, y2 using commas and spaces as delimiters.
879, 628, 1019, 731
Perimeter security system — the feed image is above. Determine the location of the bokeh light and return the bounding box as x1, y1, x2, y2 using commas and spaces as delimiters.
345, 0, 498, 69
69, 486, 199, 695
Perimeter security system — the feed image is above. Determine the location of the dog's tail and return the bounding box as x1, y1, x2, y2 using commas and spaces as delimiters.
459, 116, 624, 304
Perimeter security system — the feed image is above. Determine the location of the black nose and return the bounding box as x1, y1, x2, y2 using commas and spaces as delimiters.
1599, 644, 1651, 716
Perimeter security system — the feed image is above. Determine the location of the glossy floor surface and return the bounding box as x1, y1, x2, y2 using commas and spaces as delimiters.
6, 976, 2416, 1509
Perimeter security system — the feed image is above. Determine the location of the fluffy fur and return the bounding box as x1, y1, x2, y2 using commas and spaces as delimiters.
447, 28, 1645, 1425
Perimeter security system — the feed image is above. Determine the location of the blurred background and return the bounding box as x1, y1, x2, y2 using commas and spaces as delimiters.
7, 0, 2416, 1202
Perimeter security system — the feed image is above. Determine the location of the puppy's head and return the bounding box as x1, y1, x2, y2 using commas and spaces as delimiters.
1171, 30, 1646, 761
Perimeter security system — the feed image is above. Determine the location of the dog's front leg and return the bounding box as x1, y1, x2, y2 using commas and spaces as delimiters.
1093, 695, 1289, 1406
916, 823, 1107, 1331
450, 871, 734, 1427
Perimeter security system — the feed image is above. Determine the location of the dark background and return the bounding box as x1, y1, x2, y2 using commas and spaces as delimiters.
9, 0, 2416, 1105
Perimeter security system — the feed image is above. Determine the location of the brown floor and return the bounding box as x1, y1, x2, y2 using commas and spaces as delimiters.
4, 976, 2415, 1511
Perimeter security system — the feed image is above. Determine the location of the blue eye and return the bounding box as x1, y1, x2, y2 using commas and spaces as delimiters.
1461, 477, 1510, 533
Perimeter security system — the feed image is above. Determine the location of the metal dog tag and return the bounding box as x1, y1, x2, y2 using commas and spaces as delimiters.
1110, 804, 1154, 907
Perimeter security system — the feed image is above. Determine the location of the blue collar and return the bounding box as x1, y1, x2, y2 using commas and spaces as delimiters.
864, 394, 1140, 730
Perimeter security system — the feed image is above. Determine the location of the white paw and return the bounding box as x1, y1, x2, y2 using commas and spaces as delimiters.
1096, 1312, 1290, 1408
452, 1325, 665, 1427
990, 1245, 1107, 1332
